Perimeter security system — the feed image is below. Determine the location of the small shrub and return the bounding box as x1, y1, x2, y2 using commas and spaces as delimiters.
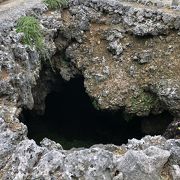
16, 16, 44, 51
43, 0, 68, 9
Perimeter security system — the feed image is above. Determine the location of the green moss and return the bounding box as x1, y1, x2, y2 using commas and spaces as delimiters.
130, 91, 157, 115
43, 0, 68, 9
16, 16, 44, 51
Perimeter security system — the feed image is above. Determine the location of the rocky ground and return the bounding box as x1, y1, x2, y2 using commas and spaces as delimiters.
0, 0, 180, 179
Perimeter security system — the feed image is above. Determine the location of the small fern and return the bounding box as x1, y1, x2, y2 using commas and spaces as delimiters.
16, 16, 44, 51
43, 0, 68, 9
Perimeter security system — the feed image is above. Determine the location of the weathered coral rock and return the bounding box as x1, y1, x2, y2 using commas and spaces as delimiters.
0, 0, 180, 179
1, 135, 180, 179
65, 0, 180, 117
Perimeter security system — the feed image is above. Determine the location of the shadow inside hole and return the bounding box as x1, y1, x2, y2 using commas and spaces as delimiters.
21, 76, 171, 150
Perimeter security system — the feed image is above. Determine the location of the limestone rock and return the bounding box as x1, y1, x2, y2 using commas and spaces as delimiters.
40, 138, 63, 151
0, 136, 179, 179
115, 146, 170, 180
0, 0, 180, 179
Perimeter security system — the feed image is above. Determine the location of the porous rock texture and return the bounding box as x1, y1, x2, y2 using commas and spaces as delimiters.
0, 0, 180, 179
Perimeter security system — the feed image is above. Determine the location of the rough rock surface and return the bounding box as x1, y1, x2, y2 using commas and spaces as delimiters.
0, 0, 180, 179
65, 0, 180, 117
2, 135, 180, 180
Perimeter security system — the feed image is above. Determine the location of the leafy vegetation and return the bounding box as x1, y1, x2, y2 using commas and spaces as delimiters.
43, 0, 68, 9
16, 16, 44, 51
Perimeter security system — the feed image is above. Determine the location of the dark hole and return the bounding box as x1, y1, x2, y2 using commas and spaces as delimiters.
20, 76, 172, 150
114, 170, 120, 176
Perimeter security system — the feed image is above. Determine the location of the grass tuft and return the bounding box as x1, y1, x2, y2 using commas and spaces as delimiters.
43, 0, 68, 9
16, 16, 44, 51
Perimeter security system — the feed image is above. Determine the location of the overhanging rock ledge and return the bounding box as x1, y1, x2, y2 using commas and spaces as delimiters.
0, 0, 180, 179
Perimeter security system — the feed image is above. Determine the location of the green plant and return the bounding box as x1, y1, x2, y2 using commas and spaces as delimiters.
16, 16, 44, 51
43, 0, 68, 9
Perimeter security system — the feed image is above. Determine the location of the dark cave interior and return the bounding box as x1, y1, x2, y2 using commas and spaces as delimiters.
21, 76, 173, 150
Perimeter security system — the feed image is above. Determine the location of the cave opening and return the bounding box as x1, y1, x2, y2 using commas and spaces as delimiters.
20, 75, 173, 150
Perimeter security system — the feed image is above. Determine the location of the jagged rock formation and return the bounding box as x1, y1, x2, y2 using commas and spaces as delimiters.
0, 0, 180, 179
1, 134, 180, 180
65, 0, 180, 117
